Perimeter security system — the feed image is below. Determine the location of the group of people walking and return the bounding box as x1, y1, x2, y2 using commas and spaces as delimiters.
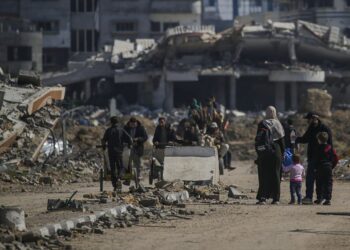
101, 96, 235, 191
101, 116, 148, 191
255, 106, 338, 205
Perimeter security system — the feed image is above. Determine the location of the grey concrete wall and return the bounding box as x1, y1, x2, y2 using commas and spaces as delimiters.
71, 13, 96, 30
20, 0, 70, 49
99, 0, 151, 47
0, 31, 43, 74
0, 0, 20, 16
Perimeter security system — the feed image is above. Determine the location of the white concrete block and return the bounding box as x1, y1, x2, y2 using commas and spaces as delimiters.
163, 146, 219, 184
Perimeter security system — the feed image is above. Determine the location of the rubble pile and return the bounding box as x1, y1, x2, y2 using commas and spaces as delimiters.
334, 159, 350, 180
299, 88, 333, 118
0, 228, 72, 250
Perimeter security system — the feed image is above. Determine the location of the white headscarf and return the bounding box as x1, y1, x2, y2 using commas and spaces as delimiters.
264, 106, 285, 141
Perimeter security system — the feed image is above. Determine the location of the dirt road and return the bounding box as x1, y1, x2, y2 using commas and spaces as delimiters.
1, 161, 349, 250
67, 161, 350, 250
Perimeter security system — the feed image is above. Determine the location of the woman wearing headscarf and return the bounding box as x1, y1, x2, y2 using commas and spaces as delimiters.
255, 106, 285, 205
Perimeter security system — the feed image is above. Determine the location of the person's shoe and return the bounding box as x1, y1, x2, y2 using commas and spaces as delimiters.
256, 199, 266, 205
314, 199, 323, 205
228, 166, 236, 171
302, 197, 313, 205
297, 201, 302, 205
271, 200, 280, 205
288, 201, 295, 205
323, 200, 331, 205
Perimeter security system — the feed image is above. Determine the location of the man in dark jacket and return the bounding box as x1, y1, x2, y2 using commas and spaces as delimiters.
282, 118, 297, 153
152, 117, 175, 149
295, 112, 332, 204
124, 117, 148, 179
180, 121, 200, 146
102, 116, 131, 191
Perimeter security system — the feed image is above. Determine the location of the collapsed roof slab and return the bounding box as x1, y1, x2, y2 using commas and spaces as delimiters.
114, 70, 162, 84
166, 70, 199, 82
21, 87, 65, 115
0, 85, 65, 154
269, 70, 325, 82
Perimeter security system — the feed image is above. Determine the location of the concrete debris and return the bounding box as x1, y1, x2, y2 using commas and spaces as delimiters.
0, 228, 72, 250
0, 206, 26, 231
47, 191, 86, 212
0, 73, 65, 166
228, 186, 248, 199
300, 88, 332, 117
158, 190, 190, 205
139, 198, 159, 207
17, 70, 41, 86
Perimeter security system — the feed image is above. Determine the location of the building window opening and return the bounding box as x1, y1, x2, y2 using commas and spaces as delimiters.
35, 20, 59, 33
151, 21, 161, 32
163, 22, 179, 32
209, 0, 216, 7
116, 22, 136, 32
317, 0, 333, 7
7, 46, 32, 61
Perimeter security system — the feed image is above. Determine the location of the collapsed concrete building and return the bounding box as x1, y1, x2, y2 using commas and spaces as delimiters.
114, 21, 350, 112
0, 74, 65, 163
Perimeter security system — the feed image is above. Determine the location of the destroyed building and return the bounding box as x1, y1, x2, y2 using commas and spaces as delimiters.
0, 17, 43, 74
0, 74, 65, 168
0, 0, 202, 72
113, 21, 350, 112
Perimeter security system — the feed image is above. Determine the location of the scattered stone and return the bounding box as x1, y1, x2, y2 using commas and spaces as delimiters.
206, 191, 228, 202
139, 198, 159, 207
39, 176, 53, 185
228, 186, 248, 199
57, 229, 72, 238
93, 228, 104, 234
0, 206, 26, 231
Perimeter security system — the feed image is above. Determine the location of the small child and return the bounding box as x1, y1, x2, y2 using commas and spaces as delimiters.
314, 132, 338, 206
283, 154, 305, 205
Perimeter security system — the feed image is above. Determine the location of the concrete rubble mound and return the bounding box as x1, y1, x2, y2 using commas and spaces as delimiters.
0, 73, 67, 184
299, 88, 333, 117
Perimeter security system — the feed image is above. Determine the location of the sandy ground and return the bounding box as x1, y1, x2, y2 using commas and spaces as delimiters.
71, 161, 350, 250
1, 161, 350, 250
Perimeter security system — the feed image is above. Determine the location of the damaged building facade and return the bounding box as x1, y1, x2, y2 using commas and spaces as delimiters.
0, 17, 43, 74
114, 21, 350, 112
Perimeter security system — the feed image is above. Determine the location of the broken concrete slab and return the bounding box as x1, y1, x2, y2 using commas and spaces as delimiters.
159, 190, 190, 205
139, 198, 159, 207
228, 186, 248, 199
0, 206, 26, 231
163, 146, 219, 184
20, 86, 65, 115
206, 191, 228, 202
17, 70, 41, 86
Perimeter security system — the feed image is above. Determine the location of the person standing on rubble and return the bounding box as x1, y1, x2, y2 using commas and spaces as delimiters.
102, 116, 131, 191
124, 117, 148, 180
295, 112, 333, 205
255, 106, 285, 205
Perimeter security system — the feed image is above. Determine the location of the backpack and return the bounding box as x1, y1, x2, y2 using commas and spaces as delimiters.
255, 121, 275, 157
283, 148, 293, 167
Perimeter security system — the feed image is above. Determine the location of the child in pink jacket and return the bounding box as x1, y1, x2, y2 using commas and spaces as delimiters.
283, 154, 305, 204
